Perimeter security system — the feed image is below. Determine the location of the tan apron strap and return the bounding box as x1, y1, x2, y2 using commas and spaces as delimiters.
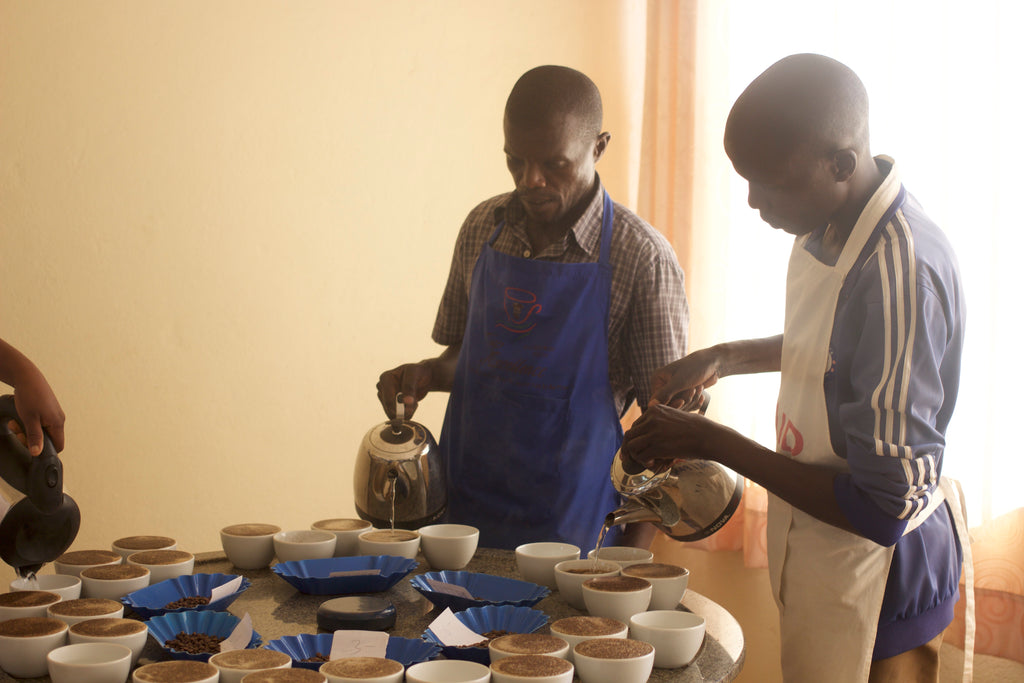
944, 477, 974, 683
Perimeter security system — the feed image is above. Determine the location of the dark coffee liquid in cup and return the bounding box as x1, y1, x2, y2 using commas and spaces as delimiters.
0, 616, 66, 637
491, 654, 574, 677
320, 656, 404, 677
133, 660, 220, 682
70, 617, 146, 637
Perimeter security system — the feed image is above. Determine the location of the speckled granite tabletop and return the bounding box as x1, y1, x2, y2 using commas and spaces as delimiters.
1, 548, 744, 682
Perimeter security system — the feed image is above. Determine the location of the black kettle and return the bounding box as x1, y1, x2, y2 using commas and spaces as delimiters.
0, 394, 80, 577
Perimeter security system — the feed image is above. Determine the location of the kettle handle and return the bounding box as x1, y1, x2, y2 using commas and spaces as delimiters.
0, 395, 60, 501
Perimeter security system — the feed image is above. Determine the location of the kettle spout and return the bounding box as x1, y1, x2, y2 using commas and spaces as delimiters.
605, 504, 661, 528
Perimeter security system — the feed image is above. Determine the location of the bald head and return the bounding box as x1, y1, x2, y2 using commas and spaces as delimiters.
505, 65, 603, 139
725, 54, 870, 177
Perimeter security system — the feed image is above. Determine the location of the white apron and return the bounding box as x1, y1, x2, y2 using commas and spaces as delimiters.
770, 189, 974, 682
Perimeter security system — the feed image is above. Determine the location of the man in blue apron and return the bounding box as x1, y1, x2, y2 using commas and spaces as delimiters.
377, 66, 688, 551
621, 55, 969, 683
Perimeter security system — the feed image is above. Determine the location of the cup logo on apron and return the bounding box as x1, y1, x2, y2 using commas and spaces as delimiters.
498, 287, 543, 334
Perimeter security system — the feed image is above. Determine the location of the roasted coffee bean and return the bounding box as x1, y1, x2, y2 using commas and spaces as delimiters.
164, 596, 211, 610
165, 631, 225, 654
301, 653, 330, 663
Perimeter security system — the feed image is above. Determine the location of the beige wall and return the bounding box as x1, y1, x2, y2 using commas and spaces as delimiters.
0, 0, 644, 577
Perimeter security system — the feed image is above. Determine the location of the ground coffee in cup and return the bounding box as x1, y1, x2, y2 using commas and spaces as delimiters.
56, 549, 122, 565
114, 535, 176, 550
312, 519, 371, 531
574, 638, 653, 659
82, 564, 150, 580
490, 633, 568, 656
48, 598, 123, 617
550, 616, 626, 637
128, 550, 193, 565
582, 576, 650, 592
0, 616, 67, 637
360, 529, 417, 542
133, 660, 220, 682
490, 654, 573, 677
621, 562, 687, 579
320, 656, 404, 677
222, 523, 281, 537
70, 618, 146, 638
0, 591, 61, 608
210, 648, 292, 669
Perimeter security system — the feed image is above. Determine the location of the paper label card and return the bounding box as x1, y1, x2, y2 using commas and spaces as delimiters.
330, 630, 389, 659
427, 607, 484, 646
209, 576, 244, 603
328, 569, 382, 578
219, 612, 253, 652
425, 578, 475, 599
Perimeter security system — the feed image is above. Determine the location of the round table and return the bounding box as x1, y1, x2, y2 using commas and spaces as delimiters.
0, 549, 745, 682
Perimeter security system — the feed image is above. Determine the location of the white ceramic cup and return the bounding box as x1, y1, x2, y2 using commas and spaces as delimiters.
69, 617, 149, 666
586, 546, 654, 570
210, 647, 293, 683
47, 641, 132, 683
418, 523, 480, 570
357, 528, 421, 560
54, 550, 123, 579
489, 633, 570, 662
572, 638, 655, 683
311, 518, 374, 557
111, 535, 177, 559
581, 576, 652, 624
552, 559, 619, 610
0, 616, 69, 678
273, 530, 338, 563
490, 654, 574, 683
133, 660, 220, 682
80, 563, 151, 600
620, 563, 689, 611
319, 656, 405, 682
47, 598, 125, 627
549, 616, 628, 664
127, 549, 195, 584
406, 659, 491, 683
515, 542, 580, 589
221, 523, 282, 569
0, 590, 63, 620
9, 574, 82, 601
629, 609, 706, 669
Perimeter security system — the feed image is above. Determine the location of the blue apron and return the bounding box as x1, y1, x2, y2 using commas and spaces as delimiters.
440, 190, 623, 550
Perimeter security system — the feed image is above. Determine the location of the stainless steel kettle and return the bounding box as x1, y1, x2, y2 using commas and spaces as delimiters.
607, 393, 744, 541
353, 397, 446, 529
0, 395, 80, 577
